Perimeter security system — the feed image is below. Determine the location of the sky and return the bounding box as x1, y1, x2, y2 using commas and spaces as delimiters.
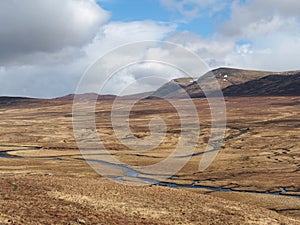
0, 0, 300, 98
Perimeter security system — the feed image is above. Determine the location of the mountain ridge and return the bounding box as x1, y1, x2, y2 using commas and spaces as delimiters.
1, 68, 299, 101
148, 67, 300, 98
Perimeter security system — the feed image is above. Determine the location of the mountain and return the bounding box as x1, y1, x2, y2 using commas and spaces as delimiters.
147, 77, 197, 99
1, 68, 299, 103
148, 68, 300, 98
223, 73, 300, 96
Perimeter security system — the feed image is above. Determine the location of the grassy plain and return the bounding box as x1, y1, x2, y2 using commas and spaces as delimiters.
0, 96, 299, 224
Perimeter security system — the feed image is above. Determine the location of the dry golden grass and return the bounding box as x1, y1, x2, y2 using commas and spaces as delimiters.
0, 175, 298, 225
0, 96, 299, 224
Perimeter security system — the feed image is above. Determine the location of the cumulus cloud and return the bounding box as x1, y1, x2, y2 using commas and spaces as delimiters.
101, 62, 185, 95
71, 21, 177, 95
0, 0, 109, 65
169, 29, 300, 72
0, 17, 176, 98
167, 31, 235, 61
84, 21, 176, 60
221, 0, 300, 38
224, 31, 300, 71
216, 0, 300, 71
0, 61, 85, 98
1, 0, 300, 97
166, 0, 300, 72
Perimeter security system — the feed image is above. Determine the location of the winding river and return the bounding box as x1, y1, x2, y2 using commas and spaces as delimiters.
1, 148, 299, 199
80, 158, 300, 199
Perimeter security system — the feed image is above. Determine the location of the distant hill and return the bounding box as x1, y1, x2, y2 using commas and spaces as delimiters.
55, 92, 154, 101
0, 92, 153, 105
55, 93, 117, 101
1, 68, 299, 103
148, 68, 300, 98
0, 96, 41, 107
118, 91, 154, 100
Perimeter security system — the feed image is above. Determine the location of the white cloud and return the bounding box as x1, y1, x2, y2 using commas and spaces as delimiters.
84, 21, 176, 60
225, 31, 300, 71
170, 30, 300, 72
166, 0, 300, 72
0, 0, 109, 65
0, 18, 177, 98
215, 0, 300, 71
1, 0, 300, 98
73, 21, 177, 95
221, 0, 300, 38
0, 62, 84, 98
101, 62, 186, 95
167, 31, 235, 59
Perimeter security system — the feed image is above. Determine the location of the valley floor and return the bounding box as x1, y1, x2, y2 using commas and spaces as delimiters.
0, 96, 299, 224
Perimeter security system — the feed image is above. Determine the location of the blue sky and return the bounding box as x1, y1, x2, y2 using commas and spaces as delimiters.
98, 0, 231, 37
0, 0, 299, 97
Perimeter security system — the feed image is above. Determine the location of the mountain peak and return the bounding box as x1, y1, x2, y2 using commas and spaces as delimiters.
148, 67, 300, 98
